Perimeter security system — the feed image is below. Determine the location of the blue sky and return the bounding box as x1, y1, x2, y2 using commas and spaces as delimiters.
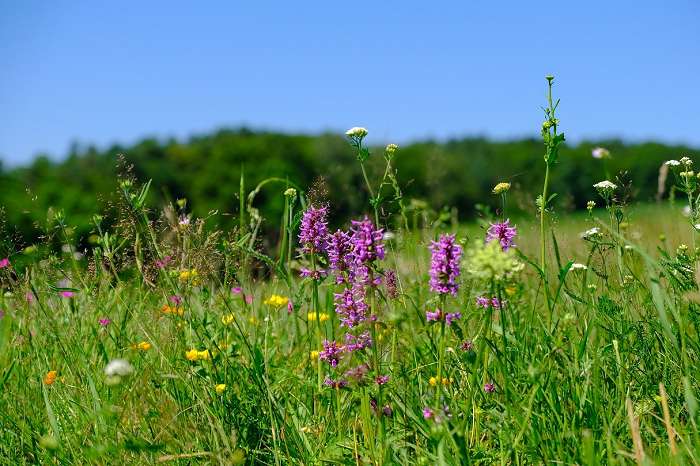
1, 1, 699, 165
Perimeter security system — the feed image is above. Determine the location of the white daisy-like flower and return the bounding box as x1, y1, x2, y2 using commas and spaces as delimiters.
665, 159, 681, 166
581, 227, 601, 239
104, 359, 134, 377
591, 147, 610, 159
345, 127, 368, 138
593, 180, 617, 190
570, 263, 588, 271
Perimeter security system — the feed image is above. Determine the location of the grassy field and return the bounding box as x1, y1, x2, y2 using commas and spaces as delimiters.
1, 93, 700, 464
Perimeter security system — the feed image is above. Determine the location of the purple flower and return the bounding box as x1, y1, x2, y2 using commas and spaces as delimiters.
375, 375, 390, 385
344, 331, 372, 352
422, 407, 434, 419
429, 234, 462, 296
155, 255, 172, 269
460, 340, 474, 351
334, 285, 368, 328
25, 292, 35, 303
245, 295, 253, 304
98, 318, 111, 327
326, 230, 354, 282
475, 296, 490, 308
299, 205, 329, 254
300, 267, 328, 280
60, 291, 75, 298
169, 295, 182, 305
491, 297, 503, 309
345, 364, 369, 383
0, 258, 10, 268
323, 377, 348, 389
384, 270, 398, 299
426, 309, 442, 322
484, 382, 496, 393
319, 340, 344, 367
382, 405, 393, 417
486, 219, 517, 251
231, 286, 242, 294
350, 217, 385, 266
287, 300, 294, 314
445, 312, 461, 326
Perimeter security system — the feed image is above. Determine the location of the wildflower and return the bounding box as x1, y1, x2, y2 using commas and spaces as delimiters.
197, 350, 210, 360
345, 364, 370, 383
492, 182, 511, 194
60, 291, 75, 298
385, 143, 398, 155
344, 331, 372, 352
334, 285, 368, 327
428, 233, 462, 295
178, 269, 200, 285
484, 382, 496, 393
319, 340, 343, 367
299, 267, 328, 280
104, 359, 134, 377
350, 217, 385, 266
178, 215, 191, 226
592, 147, 610, 159
593, 180, 617, 191
263, 294, 289, 307
680, 156, 693, 166
323, 377, 348, 389
245, 295, 253, 304
284, 188, 297, 198
486, 220, 517, 251
375, 375, 390, 385
231, 286, 242, 294
465, 241, 523, 283
422, 407, 434, 419
460, 340, 474, 351
161, 304, 184, 316
587, 200, 596, 211
0, 258, 9, 268
44, 370, 58, 385
287, 300, 294, 314
135, 341, 151, 351
169, 295, 183, 305
345, 127, 368, 138
98, 318, 111, 327
185, 349, 200, 361
570, 263, 588, 271
307, 312, 330, 323
221, 312, 234, 326
299, 205, 329, 254
665, 159, 681, 167
426, 309, 442, 322
581, 227, 601, 240
155, 255, 172, 268
445, 312, 461, 326
310, 350, 320, 361
429, 376, 438, 386
384, 270, 398, 299
326, 229, 353, 282
215, 384, 227, 395
476, 296, 502, 309
680, 170, 695, 178
25, 292, 34, 303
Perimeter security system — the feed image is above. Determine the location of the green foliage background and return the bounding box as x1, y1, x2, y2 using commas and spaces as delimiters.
0, 128, 693, 246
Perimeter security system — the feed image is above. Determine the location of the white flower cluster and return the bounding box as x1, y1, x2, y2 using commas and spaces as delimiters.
581, 227, 601, 240
345, 127, 368, 138
593, 180, 617, 190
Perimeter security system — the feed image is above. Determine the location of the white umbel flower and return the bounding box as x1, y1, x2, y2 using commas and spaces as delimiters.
593, 180, 617, 190
664, 159, 681, 167
345, 127, 368, 138
104, 359, 134, 377
570, 263, 588, 271
581, 227, 601, 239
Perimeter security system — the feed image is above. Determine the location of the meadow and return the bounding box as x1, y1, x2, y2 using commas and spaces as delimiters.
1, 78, 700, 465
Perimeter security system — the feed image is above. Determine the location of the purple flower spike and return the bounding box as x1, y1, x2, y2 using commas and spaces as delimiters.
445, 312, 461, 326
429, 234, 462, 296
344, 331, 372, 352
299, 205, 329, 254
486, 219, 517, 251
426, 309, 442, 322
350, 217, 385, 266
334, 285, 368, 328
326, 229, 354, 282
319, 340, 343, 367
323, 377, 348, 389
375, 375, 390, 385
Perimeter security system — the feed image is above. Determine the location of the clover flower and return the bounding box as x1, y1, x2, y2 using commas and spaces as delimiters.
345, 364, 370, 383
299, 205, 329, 254
375, 375, 390, 385
426, 309, 442, 322
460, 340, 474, 351
486, 220, 517, 251
428, 233, 462, 295
476, 296, 502, 309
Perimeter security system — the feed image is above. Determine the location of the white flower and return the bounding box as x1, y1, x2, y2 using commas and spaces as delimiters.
104, 359, 134, 377
682, 205, 692, 217
593, 180, 617, 190
382, 231, 395, 241
570, 263, 588, 271
665, 159, 681, 167
581, 227, 601, 239
591, 147, 610, 159
345, 127, 368, 138
694, 224, 700, 231
680, 156, 693, 166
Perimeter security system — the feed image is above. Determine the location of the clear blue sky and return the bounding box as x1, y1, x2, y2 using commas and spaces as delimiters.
1, 1, 699, 165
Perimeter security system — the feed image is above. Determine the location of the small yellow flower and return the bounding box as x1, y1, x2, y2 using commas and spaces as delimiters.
197, 350, 210, 360
137, 341, 151, 351
492, 182, 511, 194
215, 384, 226, 395
310, 350, 319, 362
428, 376, 437, 386
505, 286, 517, 296
161, 304, 184, 316
263, 294, 289, 307
441, 377, 451, 386
178, 269, 200, 285
185, 349, 199, 361
307, 312, 329, 322
221, 313, 235, 325
248, 316, 258, 325
43, 370, 58, 385
319, 313, 329, 322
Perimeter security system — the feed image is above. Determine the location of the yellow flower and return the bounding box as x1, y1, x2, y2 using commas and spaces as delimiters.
215, 384, 227, 395
221, 313, 235, 325
178, 269, 200, 285
44, 370, 58, 385
428, 376, 437, 386
185, 349, 199, 361
307, 312, 329, 322
263, 294, 289, 307
161, 304, 184, 316
197, 350, 210, 360
248, 316, 258, 325
492, 182, 511, 194
441, 377, 451, 386
505, 286, 517, 296
137, 341, 152, 351
310, 350, 319, 362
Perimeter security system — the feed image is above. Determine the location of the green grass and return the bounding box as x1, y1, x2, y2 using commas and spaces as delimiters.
0, 194, 699, 465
